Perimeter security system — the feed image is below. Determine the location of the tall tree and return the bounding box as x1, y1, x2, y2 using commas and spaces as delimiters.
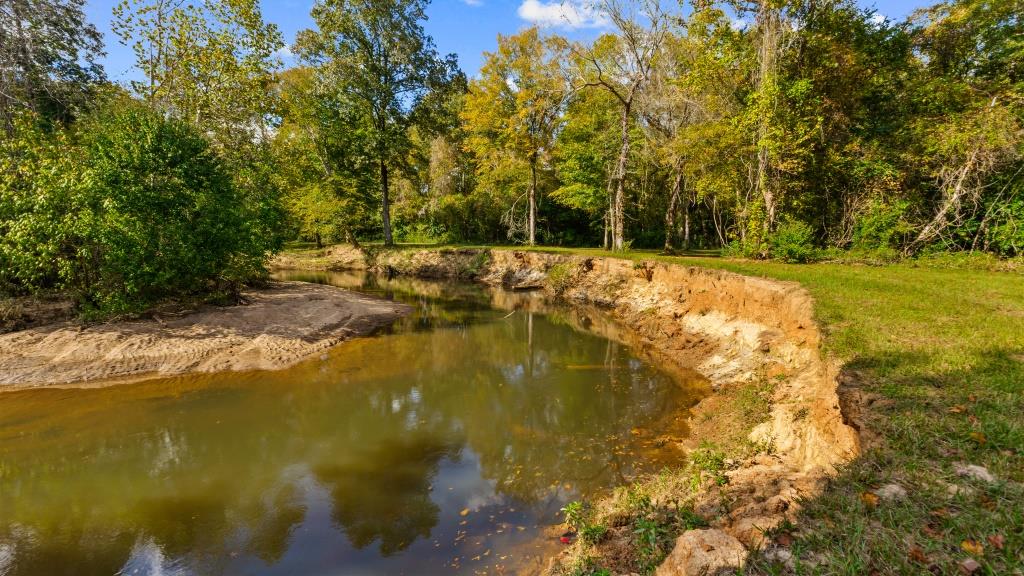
112, 0, 283, 152
0, 0, 104, 130
462, 28, 568, 245
296, 0, 460, 246
572, 0, 672, 251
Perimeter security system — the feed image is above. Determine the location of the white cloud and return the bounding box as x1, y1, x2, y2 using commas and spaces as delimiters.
517, 0, 609, 30
870, 13, 887, 25
730, 18, 747, 31
462, 0, 483, 5
273, 46, 295, 60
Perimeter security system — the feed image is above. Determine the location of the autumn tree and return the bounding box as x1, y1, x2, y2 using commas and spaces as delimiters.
296, 0, 460, 246
462, 28, 568, 245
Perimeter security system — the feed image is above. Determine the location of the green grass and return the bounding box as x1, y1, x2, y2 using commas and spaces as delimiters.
288, 242, 1024, 573
522, 246, 1024, 574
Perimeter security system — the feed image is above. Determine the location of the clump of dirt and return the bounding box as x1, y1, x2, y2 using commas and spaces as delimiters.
0, 281, 410, 389
368, 247, 860, 575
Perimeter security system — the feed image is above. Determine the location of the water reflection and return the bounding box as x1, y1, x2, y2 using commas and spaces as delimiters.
0, 272, 707, 575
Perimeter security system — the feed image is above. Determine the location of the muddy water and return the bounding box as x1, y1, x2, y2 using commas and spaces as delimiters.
0, 272, 706, 576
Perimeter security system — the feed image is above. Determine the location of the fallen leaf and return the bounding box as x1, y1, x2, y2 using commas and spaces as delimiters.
930, 508, 951, 518
861, 492, 880, 508
986, 534, 1005, 550
968, 394, 977, 402
959, 558, 981, 574
961, 540, 984, 555
922, 525, 942, 538
969, 431, 987, 445
948, 405, 967, 414
908, 546, 929, 564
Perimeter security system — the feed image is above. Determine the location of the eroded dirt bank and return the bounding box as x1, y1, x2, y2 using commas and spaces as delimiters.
363, 248, 860, 574
0, 281, 410, 389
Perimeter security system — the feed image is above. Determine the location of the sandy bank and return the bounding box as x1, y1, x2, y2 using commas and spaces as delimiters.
0, 281, 410, 389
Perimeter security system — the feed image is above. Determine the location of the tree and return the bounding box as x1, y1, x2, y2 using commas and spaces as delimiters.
296, 0, 460, 246
0, 0, 104, 130
572, 0, 673, 251
112, 0, 283, 152
462, 28, 568, 245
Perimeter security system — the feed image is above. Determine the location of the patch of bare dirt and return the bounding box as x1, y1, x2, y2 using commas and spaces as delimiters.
0, 281, 410, 389
269, 244, 368, 271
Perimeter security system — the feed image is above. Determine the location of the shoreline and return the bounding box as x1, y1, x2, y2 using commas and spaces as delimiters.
0, 281, 411, 390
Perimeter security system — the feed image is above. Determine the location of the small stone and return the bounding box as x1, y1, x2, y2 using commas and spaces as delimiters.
764, 547, 795, 571
954, 463, 996, 483
959, 558, 981, 574
875, 483, 908, 501
655, 529, 747, 576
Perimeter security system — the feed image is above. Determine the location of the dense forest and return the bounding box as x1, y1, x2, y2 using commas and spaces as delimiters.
1, 0, 1022, 311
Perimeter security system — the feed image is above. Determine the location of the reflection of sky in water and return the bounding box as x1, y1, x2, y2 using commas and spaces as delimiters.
0, 272, 705, 576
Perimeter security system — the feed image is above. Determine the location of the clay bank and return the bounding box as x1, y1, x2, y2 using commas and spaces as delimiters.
280, 246, 862, 575
0, 281, 411, 388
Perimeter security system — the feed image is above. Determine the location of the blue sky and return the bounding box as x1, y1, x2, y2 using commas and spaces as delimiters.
84, 0, 931, 84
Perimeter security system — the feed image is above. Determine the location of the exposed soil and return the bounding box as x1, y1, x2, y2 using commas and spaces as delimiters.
366, 247, 861, 574
0, 281, 410, 389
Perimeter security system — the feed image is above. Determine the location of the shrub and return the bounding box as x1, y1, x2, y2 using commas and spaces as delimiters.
0, 103, 280, 313
768, 218, 819, 263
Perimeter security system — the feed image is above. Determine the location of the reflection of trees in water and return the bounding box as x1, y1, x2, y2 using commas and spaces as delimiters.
0, 282, 687, 574
314, 437, 455, 556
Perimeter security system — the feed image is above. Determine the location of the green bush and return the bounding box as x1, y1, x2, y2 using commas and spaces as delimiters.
0, 104, 279, 313
768, 218, 819, 263
852, 199, 912, 257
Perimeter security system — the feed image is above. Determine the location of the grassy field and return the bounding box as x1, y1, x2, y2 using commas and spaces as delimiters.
355, 243, 1024, 574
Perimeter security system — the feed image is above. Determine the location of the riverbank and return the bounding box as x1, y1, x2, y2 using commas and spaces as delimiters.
273, 244, 1023, 575
0, 281, 411, 389
274, 246, 862, 574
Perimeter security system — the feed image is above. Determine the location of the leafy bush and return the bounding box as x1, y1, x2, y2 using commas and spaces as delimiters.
0, 104, 280, 313
768, 218, 819, 263
852, 199, 912, 258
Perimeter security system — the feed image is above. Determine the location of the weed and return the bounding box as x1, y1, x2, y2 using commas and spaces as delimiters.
546, 263, 576, 294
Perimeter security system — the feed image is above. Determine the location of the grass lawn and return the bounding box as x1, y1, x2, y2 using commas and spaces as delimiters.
365, 243, 1024, 574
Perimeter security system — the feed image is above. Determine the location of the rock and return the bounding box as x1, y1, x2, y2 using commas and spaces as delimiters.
875, 483, 907, 501
954, 463, 996, 483
763, 547, 795, 571
655, 529, 747, 576
727, 515, 783, 548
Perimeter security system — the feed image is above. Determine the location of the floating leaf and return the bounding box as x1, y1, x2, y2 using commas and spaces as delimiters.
460, 508, 470, 517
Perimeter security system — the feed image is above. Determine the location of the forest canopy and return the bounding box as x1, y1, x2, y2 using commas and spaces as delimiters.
1, 0, 1022, 311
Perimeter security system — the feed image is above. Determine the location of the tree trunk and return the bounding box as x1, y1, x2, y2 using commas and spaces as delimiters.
380, 157, 393, 246
683, 196, 691, 251
755, 1, 782, 235
664, 171, 683, 253
528, 156, 537, 246
612, 102, 632, 251
315, 232, 323, 249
